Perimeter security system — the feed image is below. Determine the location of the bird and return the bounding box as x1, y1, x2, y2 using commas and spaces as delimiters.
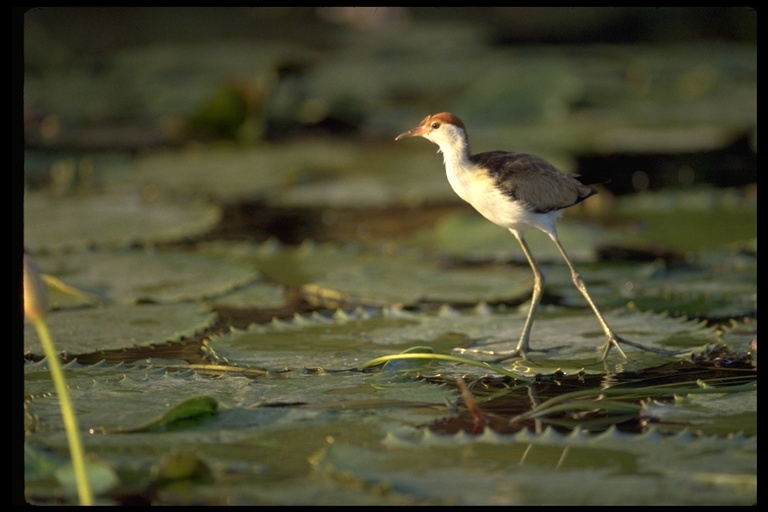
395, 112, 659, 361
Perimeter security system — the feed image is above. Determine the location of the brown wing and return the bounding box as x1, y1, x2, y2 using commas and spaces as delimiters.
471, 151, 597, 213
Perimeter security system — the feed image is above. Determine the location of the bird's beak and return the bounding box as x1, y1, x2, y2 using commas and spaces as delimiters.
395, 126, 423, 140
395, 117, 430, 141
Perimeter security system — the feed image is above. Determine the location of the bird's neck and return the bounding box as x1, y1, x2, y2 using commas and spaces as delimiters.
435, 130, 473, 175
433, 130, 483, 205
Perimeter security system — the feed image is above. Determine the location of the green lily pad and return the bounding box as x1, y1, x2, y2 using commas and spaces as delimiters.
114, 395, 219, 433
203, 304, 717, 377
613, 186, 756, 252
362, 427, 755, 505
551, 248, 756, 319
407, 210, 603, 262
22, 12, 756, 505
199, 240, 535, 306
23, 303, 216, 357
124, 141, 360, 202
641, 390, 757, 437
29, 247, 260, 305
24, 189, 220, 251
25, 362, 242, 433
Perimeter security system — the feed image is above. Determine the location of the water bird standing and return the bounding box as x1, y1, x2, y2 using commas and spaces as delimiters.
396, 112, 640, 361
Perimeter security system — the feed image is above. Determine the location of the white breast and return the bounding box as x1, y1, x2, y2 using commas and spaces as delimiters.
445, 162, 560, 234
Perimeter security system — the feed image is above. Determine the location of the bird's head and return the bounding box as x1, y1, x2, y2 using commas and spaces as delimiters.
395, 112, 468, 151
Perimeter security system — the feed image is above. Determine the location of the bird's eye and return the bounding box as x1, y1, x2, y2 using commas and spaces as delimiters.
431, 122, 440, 129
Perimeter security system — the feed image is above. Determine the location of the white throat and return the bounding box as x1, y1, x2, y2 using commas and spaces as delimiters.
427, 125, 472, 173
425, 123, 543, 231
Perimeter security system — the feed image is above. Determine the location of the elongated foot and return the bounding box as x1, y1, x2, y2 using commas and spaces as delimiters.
453, 344, 567, 363
598, 334, 686, 362
455, 335, 685, 364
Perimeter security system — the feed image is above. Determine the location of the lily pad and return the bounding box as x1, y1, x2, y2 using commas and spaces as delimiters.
406, 210, 603, 262
21, 11, 756, 506
24, 189, 220, 251
363, 427, 755, 505
23, 303, 216, 357
612, 186, 756, 252
29, 247, 260, 305
199, 240, 535, 306
551, 248, 756, 319
204, 279, 289, 309
123, 141, 360, 203
25, 361, 244, 433
24, 362, 455, 505
641, 390, 757, 437
203, 305, 717, 377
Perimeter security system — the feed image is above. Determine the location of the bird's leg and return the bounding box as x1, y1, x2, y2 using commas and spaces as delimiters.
510, 229, 543, 358
547, 232, 683, 360
549, 232, 683, 360
454, 230, 554, 362
546, 231, 628, 361
483, 230, 557, 361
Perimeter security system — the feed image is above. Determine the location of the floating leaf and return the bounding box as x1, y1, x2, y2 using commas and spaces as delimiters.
25, 363, 245, 433
23, 16, 756, 505
23, 303, 216, 357
24, 190, 220, 251
406, 207, 602, 263
29, 247, 259, 305
368, 427, 756, 505
613, 187, 756, 252
114, 395, 219, 433
201, 240, 534, 306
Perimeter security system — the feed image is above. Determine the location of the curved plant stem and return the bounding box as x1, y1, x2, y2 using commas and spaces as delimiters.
360, 352, 531, 381
32, 318, 93, 505
509, 378, 757, 426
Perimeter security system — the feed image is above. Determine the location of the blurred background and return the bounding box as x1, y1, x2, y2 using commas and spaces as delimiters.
19, 10, 757, 507
20, 7, 756, 248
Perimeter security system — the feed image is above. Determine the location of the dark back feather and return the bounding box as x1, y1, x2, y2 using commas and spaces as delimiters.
471, 151, 597, 213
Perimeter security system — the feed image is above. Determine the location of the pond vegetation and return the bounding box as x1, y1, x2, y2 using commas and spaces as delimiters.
22, 7, 755, 505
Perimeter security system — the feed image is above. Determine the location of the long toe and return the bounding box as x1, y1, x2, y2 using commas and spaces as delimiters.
597, 337, 628, 362
454, 346, 526, 362
489, 344, 570, 363
454, 344, 568, 363
598, 334, 688, 361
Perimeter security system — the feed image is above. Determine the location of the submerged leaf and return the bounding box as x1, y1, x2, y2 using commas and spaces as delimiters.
114, 396, 219, 433
150, 451, 214, 486
54, 460, 120, 498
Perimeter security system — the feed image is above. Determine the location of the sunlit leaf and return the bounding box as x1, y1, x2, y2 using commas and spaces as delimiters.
28, 248, 260, 305
115, 396, 219, 433
23, 13, 756, 505
24, 190, 220, 251
23, 303, 216, 357
201, 240, 534, 306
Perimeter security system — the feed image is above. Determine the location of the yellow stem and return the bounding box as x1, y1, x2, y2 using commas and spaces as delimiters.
33, 318, 93, 505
